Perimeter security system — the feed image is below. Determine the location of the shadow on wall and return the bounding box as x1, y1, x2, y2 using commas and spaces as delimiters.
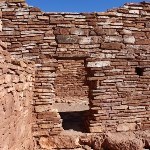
59, 110, 88, 132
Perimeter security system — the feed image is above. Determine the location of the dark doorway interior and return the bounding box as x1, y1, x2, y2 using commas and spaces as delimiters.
59, 110, 88, 132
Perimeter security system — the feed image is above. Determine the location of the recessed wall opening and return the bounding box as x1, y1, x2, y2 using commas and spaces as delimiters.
135, 67, 144, 76
54, 57, 89, 133
59, 110, 88, 132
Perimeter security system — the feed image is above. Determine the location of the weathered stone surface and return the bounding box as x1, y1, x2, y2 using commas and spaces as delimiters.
89, 126, 104, 133
0, 14, 34, 149
79, 37, 92, 44
39, 136, 80, 149
38, 16, 49, 20
146, 22, 150, 28
0, 50, 34, 150
101, 42, 123, 49
124, 35, 135, 44
105, 36, 123, 42
4, 74, 11, 83
56, 35, 79, 44
80, 135, 104, 150
71, 28, 85, 35
112, 105, 128, 110
0, 1, 150, 150
34, 104, 53, 113
117, 123, 136, 132
104, 132, 144, 150
94, 27, 105, 35
87, 61, 110, 68
0, 40, 7, 49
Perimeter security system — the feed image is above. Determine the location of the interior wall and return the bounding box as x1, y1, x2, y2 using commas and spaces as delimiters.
55, 58, 89, 104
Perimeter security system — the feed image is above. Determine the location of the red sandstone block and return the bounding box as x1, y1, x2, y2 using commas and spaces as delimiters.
89, 126, 105, 133
56, 35, 79, 44
29, 7, 41, 12
54, 27, 70, 35
88, 76, 107, 81
37, 112, 59, 119
0, 40, 7, 49
111, 61, 128, 66
38, 15, 49, 20
33, 129, 50, 137
117, 123, 137, 132
133, 32, 146, 38
136, 39, 150, 45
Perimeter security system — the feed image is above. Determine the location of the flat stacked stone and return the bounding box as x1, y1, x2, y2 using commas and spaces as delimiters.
0, 1, 149, 149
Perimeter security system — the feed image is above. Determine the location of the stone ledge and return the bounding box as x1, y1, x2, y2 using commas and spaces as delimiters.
87, 61, 111, 68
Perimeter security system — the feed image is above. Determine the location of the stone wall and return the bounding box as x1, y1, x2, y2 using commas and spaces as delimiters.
55, 58, 89, 103
0, 0, 150, 149
0, 9, 34, 149
86, 57, 150, 133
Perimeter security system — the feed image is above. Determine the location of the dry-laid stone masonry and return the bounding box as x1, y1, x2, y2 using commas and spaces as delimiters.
0, 9, 35, 149
0, 0, 150, 149
0, 49, 35, 150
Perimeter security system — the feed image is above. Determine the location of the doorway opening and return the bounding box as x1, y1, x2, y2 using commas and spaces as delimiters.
54, 57, 89, 133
